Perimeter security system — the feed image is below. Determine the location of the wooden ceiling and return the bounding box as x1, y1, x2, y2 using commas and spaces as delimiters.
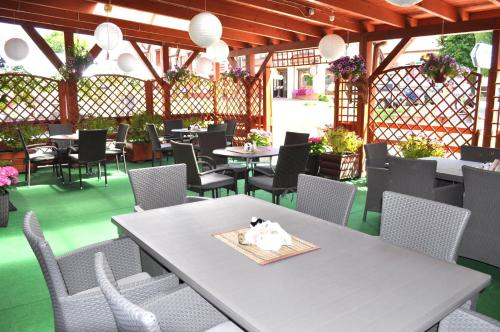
0, 0, 499, 53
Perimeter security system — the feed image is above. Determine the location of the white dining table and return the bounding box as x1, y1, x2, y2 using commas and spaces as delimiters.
420, 157, 485, 182
112, 195, 490, 332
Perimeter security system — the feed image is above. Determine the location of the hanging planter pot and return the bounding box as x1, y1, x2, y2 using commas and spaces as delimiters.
0, 193, 9, 227
341, 72, 352, 80
433, 72, 447, 84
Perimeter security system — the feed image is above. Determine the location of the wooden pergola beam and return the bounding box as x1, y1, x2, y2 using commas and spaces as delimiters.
0, 8, 201, 50
21, 24, 63, 69
370, 37, 413, 80
365, 17, 500, 41
415, 0, 458, 22
88, 44, 102, 61
224, 0, 361, 32
130, 41, 162, 84
93, 0, 323, 38
293, 0, 406, 28
255, 52, 274, 78
182, 51, 200, 69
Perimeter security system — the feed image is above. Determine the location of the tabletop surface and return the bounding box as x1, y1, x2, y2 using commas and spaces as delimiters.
421, 157, 484, 182
171, 128, 208, 133
113, 195, 490, 332
213, 146, 280, 159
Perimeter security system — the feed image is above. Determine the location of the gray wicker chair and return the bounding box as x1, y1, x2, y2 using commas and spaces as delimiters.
439, 308, 500, 332
198, 131, 246, 178
207, 123, 228, 132
460, 145, 500, 163
106, 123, 130, 173
363, 166, 390, 221
296, 174, 356, 226
128, 164, 209, 212
172, 141, 236, 197
95, 252, 241, 332
147, 124, 172, 167
380, 191, 470, 263
388, 156, 463, 206
364, 142, 388, 168
224, 119, 237, 146
247, 143, 310, 204
23, 212, 179, 332
459, 166, 500, 268
18, 128, 57, 186
164, 119, 184, 142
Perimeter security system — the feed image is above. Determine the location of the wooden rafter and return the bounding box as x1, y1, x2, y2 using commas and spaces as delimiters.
370, 37, 413, 80
21, 24, 63, 69
415, 0, 458, 22
293, 0, 406, 28
255, 52, 274, 78
130, 41, 162, 84
182, 51, 200, 69
94, 0, 323, 38
88, 44, 102, 61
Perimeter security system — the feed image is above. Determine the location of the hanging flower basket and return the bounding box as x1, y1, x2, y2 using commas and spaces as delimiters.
165, 66, 192, 85
341, 72, 352, 80
419, 53, 470, 85
222, 67, 251, 84
328, 55, 367, 82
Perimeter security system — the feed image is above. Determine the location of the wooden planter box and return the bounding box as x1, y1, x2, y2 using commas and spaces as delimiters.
319, 152, 360, 180
0, 151, 35, 173
125, 143, 153, 162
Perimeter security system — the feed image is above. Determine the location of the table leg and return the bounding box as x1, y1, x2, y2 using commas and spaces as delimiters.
9, 200, 17, 212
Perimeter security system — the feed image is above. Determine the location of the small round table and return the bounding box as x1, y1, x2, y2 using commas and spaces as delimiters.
171, 128, 208, 134
49, 133, 79, 141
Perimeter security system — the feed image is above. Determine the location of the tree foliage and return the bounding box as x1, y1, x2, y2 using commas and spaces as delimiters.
438, 32, 493, 71
43, 31, 90, 55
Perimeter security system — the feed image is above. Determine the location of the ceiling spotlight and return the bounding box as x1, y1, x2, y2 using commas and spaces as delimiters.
307, 7, 315, 16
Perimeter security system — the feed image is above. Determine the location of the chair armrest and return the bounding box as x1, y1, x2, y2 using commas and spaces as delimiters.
27, 145, 57, 154
57, 237, 142, 295
199, 166, 235, 176
434, 183, 464, 207
197, 156, 216, 169
185, 196, 211, 203
120, 273, 179, 304
134, 205, 145, 212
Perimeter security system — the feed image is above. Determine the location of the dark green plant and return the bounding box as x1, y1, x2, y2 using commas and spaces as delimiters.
303, 74, 314, 87
58, 40, 93, 80
0, 124, 47, 152
127, 111, 163, 143
323, 127, 363, 155
77, 117, 115, 134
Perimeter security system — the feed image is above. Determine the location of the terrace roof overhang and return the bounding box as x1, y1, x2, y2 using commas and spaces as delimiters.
1, 0, 500, 56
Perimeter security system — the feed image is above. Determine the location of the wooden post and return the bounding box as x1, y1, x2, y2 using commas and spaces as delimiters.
162, 44, 170, 74
333, 78, 340, 128
263, 67, 272, 131
161, 44, 170, 120
246, 54, 255, 75
58, 81, 68, 124
483, 30, 500, 147
63, 30, 79, 124
145, 80, 154, 114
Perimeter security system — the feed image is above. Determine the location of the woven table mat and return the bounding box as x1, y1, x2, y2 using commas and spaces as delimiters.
213, 227, 320, 265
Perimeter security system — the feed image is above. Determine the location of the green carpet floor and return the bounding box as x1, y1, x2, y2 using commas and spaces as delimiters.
0, 161, 499, 331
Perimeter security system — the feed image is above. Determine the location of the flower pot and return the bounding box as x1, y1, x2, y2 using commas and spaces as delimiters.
306, 154, 320, 176
232, 77, 239, 84
319, 152, 360, 180
125, 143, 154, 162
341, 72, 352, 80
433, 73, 447, 84
0, 193, 9, 227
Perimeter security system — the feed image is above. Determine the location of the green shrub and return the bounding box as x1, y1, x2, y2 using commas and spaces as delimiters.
398, 134, 445, 159
0, 124, 47, 151
77, 117, 116, 134
323, 127, 363, 155
128, 111, 163, 143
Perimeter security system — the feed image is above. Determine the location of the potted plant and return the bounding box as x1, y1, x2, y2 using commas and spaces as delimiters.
77, 117, 116, 135
319, 127, 363, 180
292, 88, 317, 100
222, 67, 251, 83
247, 129, 272, 147
328, 55, 368, 103
125, 111, 163, 162
0, 124, 47, 173
397, 134, 445, 159
165, 65, 191, 85
306, 137, 326, 176
0, 164, 19, 227
58, 41, 93, 80
419, 53, 468, 84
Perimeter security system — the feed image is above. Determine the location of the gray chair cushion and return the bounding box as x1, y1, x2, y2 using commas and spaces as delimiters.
248, 175, 274, 191
160, 143, 172, 150
30, 152, 56, 162
199, 173, 234, 189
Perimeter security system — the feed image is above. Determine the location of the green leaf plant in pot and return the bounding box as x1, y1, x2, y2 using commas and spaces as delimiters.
125, 111, 163, 162
397, 134, 445, 159
320, 126, 363, 180
306, 136, 326, 176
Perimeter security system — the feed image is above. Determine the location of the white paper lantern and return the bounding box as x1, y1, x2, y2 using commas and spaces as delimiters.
194, 57, 213, 77
117, 53, 137, 72
318, 34, 345, 61
94, 22, 123, 51
188, 12, 222, 48
385, 0, 422, 6
206, 40, 229, 63
4, 38, 29, 61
